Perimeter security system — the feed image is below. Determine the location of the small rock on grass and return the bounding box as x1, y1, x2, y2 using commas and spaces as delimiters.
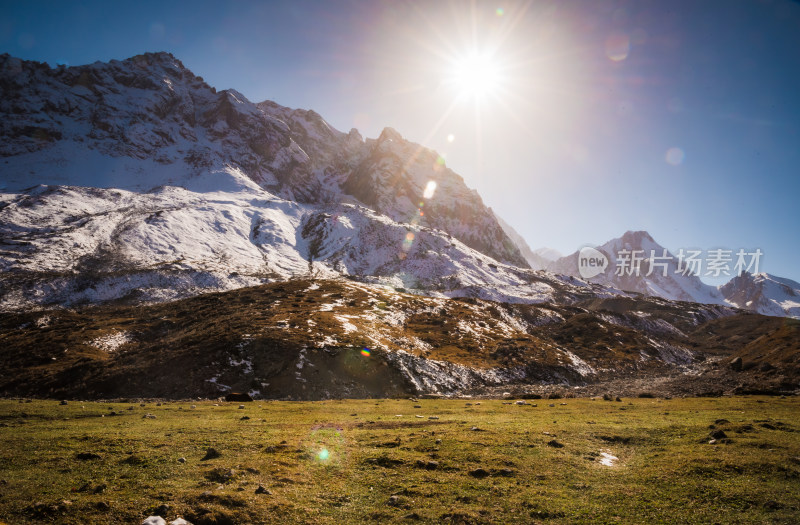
201, 447, 221, 460
547, 439, 564, 448
468, 468, 490, 478
415, 460, 439, 470
170, 519, 192, 525
142, 517, 166, 525
255, 484, 271, 495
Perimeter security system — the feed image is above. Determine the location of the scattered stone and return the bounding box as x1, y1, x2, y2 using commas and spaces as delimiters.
471, 427, 485, 432
170, 519, 192, 525
95, 501, 111, 511
246, 467, 260, 474
142, 413, 156, 419
547, 439, 564, 448
468, 468, 490, 478
403, 512, 421, 520
59, 400, 68, 406
414, 405, 422, 409
615, 397, 622, 402
156, 402, 162, 406
255, 484, 271, 495
435, 439, 442, 444
548, 404, 555, 408
178, 457, 186, 463
729, 357, 743, 372
560, 403, 567, 406
238, 405, 246, 410
415, 415, 424, 418
709, 429, 728, 440
416, 459, 439, 470
388, 495, 401, 506
127, 406, 134, 411
715, 419, 730, 425
201, 447, 221, 461
190, 405, 196, 409
602, 394, 613, 401
495, 468, 515, 477
75, 452, 101, 460
142, 517, 166, 525
515, 400, 527, 405
428, 416, 439, 420
240, 416, 250, 420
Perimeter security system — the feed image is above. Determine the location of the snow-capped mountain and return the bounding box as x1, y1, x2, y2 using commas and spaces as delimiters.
721, 272, 800, 318
548, 231, 727, 305
0, 52, 602, 310
533, 247, 562, 263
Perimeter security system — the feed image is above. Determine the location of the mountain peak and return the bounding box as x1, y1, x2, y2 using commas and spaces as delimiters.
619, 230, 656, 246
378, 126, 403, 142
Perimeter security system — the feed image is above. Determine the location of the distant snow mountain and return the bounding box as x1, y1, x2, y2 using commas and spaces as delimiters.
548, 231, 726, 305
548, 230, 799, 318
721, 272, 800, 318
493, 213, 551, 270
533, 247, 562, 263
0, 52, 613, 310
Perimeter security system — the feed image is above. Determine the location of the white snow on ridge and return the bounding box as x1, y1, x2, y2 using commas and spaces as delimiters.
90, 331, 132, 352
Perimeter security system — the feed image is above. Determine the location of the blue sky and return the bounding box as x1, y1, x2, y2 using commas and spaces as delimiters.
2, 0, 798, 283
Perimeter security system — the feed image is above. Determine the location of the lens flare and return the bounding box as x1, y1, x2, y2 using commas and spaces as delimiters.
447, 133, 455, 143
318, 448, 330, 461
605, 33, 630, 61
402, 231, 415, 252
423, 180, 437, 199
665, 147, 685, 166
496, 7, 504, 16
361, 347, 371, 357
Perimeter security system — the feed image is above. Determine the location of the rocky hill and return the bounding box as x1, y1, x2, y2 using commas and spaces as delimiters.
2, 278, 795, 400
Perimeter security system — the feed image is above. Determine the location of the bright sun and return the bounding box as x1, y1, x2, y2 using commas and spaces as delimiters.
450, 52, 501, 100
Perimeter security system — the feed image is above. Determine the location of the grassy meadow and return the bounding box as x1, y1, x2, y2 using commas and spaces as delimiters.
0, 396, 798, 524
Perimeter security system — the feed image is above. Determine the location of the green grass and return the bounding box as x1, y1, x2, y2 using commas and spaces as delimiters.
0, 396, 798, 524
